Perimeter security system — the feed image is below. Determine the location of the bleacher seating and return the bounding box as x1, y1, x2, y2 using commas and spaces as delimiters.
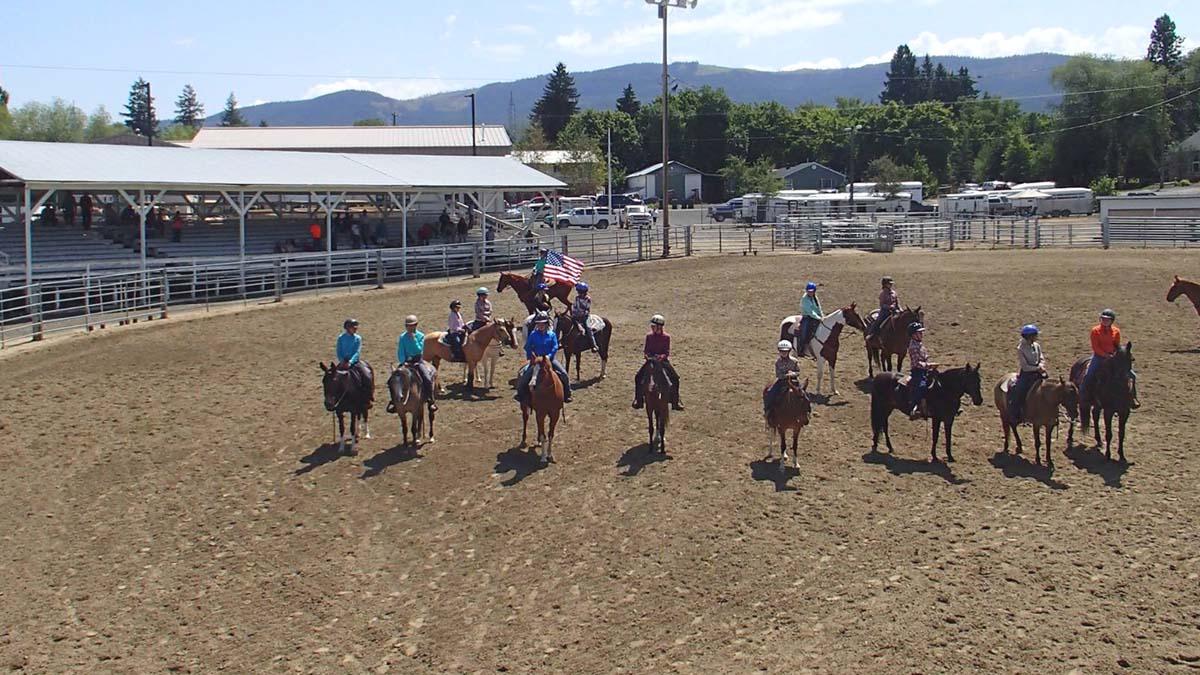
0, 222, 140, 267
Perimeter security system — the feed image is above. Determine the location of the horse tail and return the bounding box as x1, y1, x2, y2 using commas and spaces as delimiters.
399, 368, 413, 407
869, 376, 893, 435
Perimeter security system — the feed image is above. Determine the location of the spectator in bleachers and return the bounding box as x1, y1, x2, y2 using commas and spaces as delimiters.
147, 206, 162, 237
309, 222, 322, 251
359, 209, 372, 247
418, 222, 433, 246
171, 211, 184, 242
438, 208, 451, 240
350, 217, 362, 249
80, 194, 94, 231
64, 194, 77, 226
40, 203, 58, 225
457, 211, 469, 243
332, 213, 344, 251
102, 202, 117, 229
374, 217, 388, 246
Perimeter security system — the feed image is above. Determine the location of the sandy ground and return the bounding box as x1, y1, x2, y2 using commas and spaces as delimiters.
1, 249, 1199, 674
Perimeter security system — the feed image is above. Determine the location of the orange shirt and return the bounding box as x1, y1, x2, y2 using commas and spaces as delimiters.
309, 223, 321, 239
1090, 324, 1120, 357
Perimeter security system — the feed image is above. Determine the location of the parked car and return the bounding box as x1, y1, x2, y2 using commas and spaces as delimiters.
556, 207, 613, 229
594, 193, 643, 210
622, 204, 654, 228
708, 198, 743, 222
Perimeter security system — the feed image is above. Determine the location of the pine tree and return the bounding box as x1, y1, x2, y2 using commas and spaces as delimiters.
529, 62, 579, 143
1147, 14, 1185, 72
956, 67, 979, 100
919, 55, 935, 102
174, 84, 205, 127
616, 84, 641, 117
220, 92, 248, 127
0, 85, 9, 107
122, 78, 159, 137
258, 119, 269, 127
0, 85, 12, 138
880, 45, 918, 104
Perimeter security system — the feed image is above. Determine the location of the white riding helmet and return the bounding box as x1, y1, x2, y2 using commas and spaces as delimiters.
777, 340, 793, 351
650, 314, 666, 326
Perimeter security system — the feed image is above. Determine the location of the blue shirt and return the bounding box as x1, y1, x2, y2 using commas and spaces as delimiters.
800, 294, 823, 321
397, 330, 425, 362
336, 332, 362, 364
525, 328, 559, 359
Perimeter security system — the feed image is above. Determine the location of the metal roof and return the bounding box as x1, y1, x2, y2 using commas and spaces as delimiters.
0, 140, 564, 192
773, 162, 845, 178
188, 125, 512, 150
511, 150, 600, 164
626, 160, 705, 178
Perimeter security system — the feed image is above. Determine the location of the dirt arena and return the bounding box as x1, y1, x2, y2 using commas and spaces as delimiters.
2, 249, 1199, 673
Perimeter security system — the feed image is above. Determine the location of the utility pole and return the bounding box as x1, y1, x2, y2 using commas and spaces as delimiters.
607, 126, 613, 216
465, 93, 477, 156
143, 81, 153, 146
391, 112, 397, 126
844, 124, 862, 212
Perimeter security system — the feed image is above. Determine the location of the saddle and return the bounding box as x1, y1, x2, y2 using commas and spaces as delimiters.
438, 334, 467, 362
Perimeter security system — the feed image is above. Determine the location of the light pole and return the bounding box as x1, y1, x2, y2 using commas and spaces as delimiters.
843, 124, 862, 213
465, 93, 477, 156
142, 81, 153, 146
645, 0, 698, 257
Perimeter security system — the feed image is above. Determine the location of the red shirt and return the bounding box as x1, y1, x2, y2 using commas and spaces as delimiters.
644, 331, 671, 358
309, 223, 321, 239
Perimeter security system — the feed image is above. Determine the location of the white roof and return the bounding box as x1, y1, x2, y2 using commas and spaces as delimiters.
0, 140, 564, 191
626, 161, 704, 178
1011, 190, 1051, 199
511, 150, 600, 164
188, 125, 511, 150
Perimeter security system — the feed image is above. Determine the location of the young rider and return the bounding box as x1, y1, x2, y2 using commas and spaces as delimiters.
336, 318, 374, 405
764, 339, 802, 419
1083, 309, 1139, 408
571, 282, 597, 352
906, 322, 937, 419
531, 248, 549, 287
515, 311, 572, 404
1008, 324, 1046, 424
446, 300, 467, 361
532, 283, 553, 313
469, 287, 492, 332
795, 281, 823, 357
867, 276, 899, 339
633, 314, 684, 411
395, 314, 438, 413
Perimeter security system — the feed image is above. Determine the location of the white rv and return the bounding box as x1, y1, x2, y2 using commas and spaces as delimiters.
1037, 188, 1095, 216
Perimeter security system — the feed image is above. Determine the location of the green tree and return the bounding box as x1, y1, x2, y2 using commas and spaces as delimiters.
9, 99, 87, 142
554, 123, 605, 194
160, 124, 201, 142
0, 85, 11, 138
616, 83, 641, 118
513, 122, 551, 152
84, 106, 125, 141
719, 156, 783, 197
881, 45, 918, 105
353, 117, 387, 126
122, 78, 158, 137
866, 156, 905, 195
676, 86, 732, 174
1001, 130, 1035, 182
1089, 175, 1117, 196
1147, 14, 1185, 72
529, 62, 579, 143
220, 92, 248, 127
174, 84, 205, 128
559, 109, 640, 172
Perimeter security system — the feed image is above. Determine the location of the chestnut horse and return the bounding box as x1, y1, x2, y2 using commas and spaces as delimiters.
497, 271, 574, 314
779, 304, 867, 396
423, 319, 517, 394
640, 359, 670, 454
993, 374, 1078, 469
1168, 275, 1200, 319
865, 306, 924, 377
764, 373, 812, 471
386, 365, 434, 447
554, 311, 612, 380
520, 356, 565, 464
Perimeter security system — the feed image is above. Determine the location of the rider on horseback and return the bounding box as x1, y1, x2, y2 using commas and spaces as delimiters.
1008, 324, 1046, 424
445, 300, 467, 361
531, 248, 550, 287
571, 282, 597, 352
1083, 309, 1139, 408
633, 314, 684, 411
866, 276, 899, 339
336, 318, 374, 406
515, 311, 572, 404
532, 283, 553, 313
906, 322, 937, 419
794, 281, 822, 357
395, 314, 438, 413
468, 287, 492, 332
764, 339, 801, 419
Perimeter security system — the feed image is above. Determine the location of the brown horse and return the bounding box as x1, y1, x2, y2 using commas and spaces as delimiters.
554, 311, 612, 380
870, 363, 984, 463
764, 373, 812, 470
640, 359, 671, 454
1168, 275, 1200, 318
865, 306, 923, 377
520, 356, 565, 464
387, 365, 435, 447
424, 319, 517, 394
1069, 344, 1135, 462
497, 271, 574, 314
320, 362, 373, 456
994, 374, 1078, 469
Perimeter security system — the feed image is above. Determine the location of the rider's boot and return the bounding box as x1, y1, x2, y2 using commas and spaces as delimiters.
671, 384, 685, 411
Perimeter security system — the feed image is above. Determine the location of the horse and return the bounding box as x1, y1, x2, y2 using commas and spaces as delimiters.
386, 364, 434, 447
520, 356, 565, 464
870, 363, 984, 463
1069, 343, 1135, 462
461, 320, 516, 388
554, 311, 612, 381
864, 306, 923, 377
993, 374, 1078, 469
764, 373, 812, 471
1168, 275, 1200, 319
497, 271, 574, 314
640, 359, 671, 454
779, 304, 867, 396
423, 319, 517, 394
320, 361, 373, 456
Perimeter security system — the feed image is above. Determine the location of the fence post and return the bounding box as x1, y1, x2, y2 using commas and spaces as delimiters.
771, 225, 775, 252
1101, 217, 1110, 249
471, 243, 482, 278
375, 249, 385, 288
685, 225, 693, 256
815, 221, 824, 254
561, 235, 569, 256
1034, 220, 1042, 249
274, 260, 284, 302
1067, 219, 1073, 247
637, 228, 645, 261
160, 269, 170, 319
718, 227, 723, 253
747, 230, 753, 255
948, 219, 955, 251
31, 284, 43, 341
84, 268, 93, 331
442, 246, 449, 280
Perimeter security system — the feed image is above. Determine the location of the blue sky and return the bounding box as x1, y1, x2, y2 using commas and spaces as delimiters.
2, 0, 1196, 115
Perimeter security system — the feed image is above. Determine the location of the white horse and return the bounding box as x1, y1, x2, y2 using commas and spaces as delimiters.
778, 304, 866, 397
462, 341, 504, 388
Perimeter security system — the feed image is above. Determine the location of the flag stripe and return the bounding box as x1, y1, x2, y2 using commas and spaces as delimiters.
543, 249, 584, 283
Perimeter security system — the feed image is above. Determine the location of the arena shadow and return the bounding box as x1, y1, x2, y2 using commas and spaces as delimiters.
493, 446, 548, 487
1167, 347, 1200, 354
570, 375, 605, 391
1063, 443, 1130, 488
360, 444, 424, 479
294, 444, 348, 476
988, 451, 1068, 490
809, 393, 849, 408
860, 450, 969, 485
438, 383, 500, 402
749, 457, 799, 492
617, 443, 671, 477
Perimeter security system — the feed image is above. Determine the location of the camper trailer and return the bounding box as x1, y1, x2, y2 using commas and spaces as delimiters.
846, 181, 924, 203
938, 192, 991, 217
1038, 188, 1095, 216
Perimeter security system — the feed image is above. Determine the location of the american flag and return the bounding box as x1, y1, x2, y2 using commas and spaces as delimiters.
543, 249, 585, 284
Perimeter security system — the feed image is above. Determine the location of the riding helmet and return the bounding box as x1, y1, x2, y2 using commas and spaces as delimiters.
650, 314, 666, 326
533, 311, 551, 324
881, 276, 894, 285
576, 282, 589, 293
449, 299, 462, 309
777, 339, 793, 351
404, 315, 419, 326
1020, 324, 1039, 337
476, 287, 489, 295
908, 321, 925, 336
536, 283, 549, 291
343, 318, 359, 329
806, 281, 818, 292
1100, 309, 1117, 320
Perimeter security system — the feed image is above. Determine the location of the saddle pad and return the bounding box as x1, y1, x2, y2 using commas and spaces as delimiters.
586, 315, 605, 332
999, 374, 1017, 393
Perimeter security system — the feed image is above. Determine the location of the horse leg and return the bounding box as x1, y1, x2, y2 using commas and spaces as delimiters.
346, 414, 358, 456
1103, 410, 1114, 461
520, 406, 529, 448
815, 357, 825, 395
336, 412, 347, 454
1117, 411, 1128, 463
547, 412, 558, 463
829, 364, 838, 397
1001, 417, 1011, 453
362, 408, 371, 440
658, 414, 666, 454
791, 428, 800, 470
1044, 425, 1054, 471
647, 408, 655, 449
944, 419, 955, 463
1012, 421, 1023, 455
537, 414, 549, 463
401, 413, 410, 446
930, 419, 941, 463
1033, 424, 1042, 465
1092, 405, 1103, 449
866, 345, 875, 378
778, 428, 787, 468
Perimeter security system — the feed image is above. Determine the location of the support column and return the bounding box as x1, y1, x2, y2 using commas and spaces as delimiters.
139, 189, 147, 271
390, 191, 422, 279
23, 188, 33, 287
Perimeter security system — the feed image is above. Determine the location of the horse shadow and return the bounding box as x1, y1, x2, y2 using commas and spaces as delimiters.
987, 451, 1068, 490
359, 443, 424, 479
860, 450, 969, 485
1064, 443, 1130, 488
439, 382, 500, 402
1168, 347, 1200, 354
616, 443, 671, 477
294, 444, 346, 476
493, 446, 547, 487
571, 375, 605, 391
749, 457, 799, 492
809, 393, 848, 408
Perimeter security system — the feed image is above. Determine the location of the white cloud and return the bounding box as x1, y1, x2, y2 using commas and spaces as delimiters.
252, 99, 268, 106
854, 25, 1149, 65
304, 78, 470, 102
472, 40, 525, 60
502, 23, 537, 35
172, 36, 196, 48
570, 0, 601, 14
555, 30, 594, 51
442, 13, 458, 40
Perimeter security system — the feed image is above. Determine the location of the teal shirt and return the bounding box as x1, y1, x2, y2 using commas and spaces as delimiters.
533, 258, 546, 274
800, 294, 823, 321
397, 330, 425, 362
336, 332, 362, 364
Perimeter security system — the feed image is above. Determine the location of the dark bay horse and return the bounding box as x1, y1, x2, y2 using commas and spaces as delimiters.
640, 359, 671, 454
865, 306, 923, 377
521, 356, 565, 464
994, 374, 1078, 469
387, 365, 434, 447
321, 361, 373, 456
554, 311, 612, 380
870, 363, 984, 463
1168, 275, 1200, 320
764, 373, 812, 470
1069, 343, 1135, 462
497, 271, 574, 314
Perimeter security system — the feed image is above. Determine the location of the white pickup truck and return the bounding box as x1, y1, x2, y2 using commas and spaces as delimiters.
555, 207, 614, 229
621, 204, 654, 228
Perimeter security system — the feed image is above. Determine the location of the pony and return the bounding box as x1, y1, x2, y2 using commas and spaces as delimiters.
320, 361, 373, 457
1168, 275, 1200, 317
554, 311, 612, 381
993, 374, 1078, 469
870, 363, 984, 463
764, 373, 812, 471
520, 356, 565, 464
779, 304, 867, 396
461, 320, 517, 388
423, 319, 517, 394
639, 359, 671, 454
386, 364, 434, 447
497, 271, 574, 314
864, 306, 924, 377
1069, 343, 1136, 462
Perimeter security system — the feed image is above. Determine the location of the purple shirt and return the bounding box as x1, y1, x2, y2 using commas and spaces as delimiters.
908, 338, 929, 370
644, 331, 671, 358
447, 311, 465, 333
879, 288, 899, 313
571, 295, 591, 319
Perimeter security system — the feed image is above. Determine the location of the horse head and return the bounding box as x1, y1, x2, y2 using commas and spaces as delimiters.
1167, 275, 1185, 302
958, 362, 985, 407
1059, 377, 1080, 419
842, 303, 867, 332
497, 318, 518, 348
320, 362, 348, 411
497, 272, 515, 294
784, 373, 813, 420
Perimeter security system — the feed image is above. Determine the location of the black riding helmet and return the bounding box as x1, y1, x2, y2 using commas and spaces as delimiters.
908, 321, 925, 336
343, 318, 359, 330
449, 299, 462, 310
